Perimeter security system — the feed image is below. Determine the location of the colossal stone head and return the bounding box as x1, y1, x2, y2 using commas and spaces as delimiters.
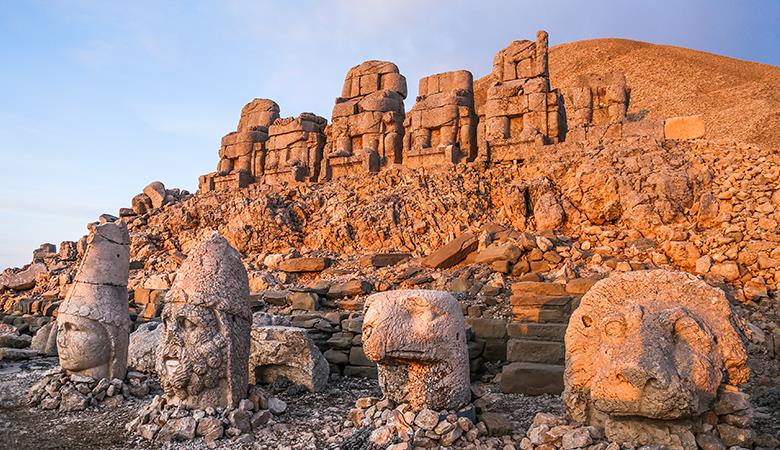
157, 232, 251, 410
57, 220, 131, 380
363, 290, 470, 411
564, 270, 749, 426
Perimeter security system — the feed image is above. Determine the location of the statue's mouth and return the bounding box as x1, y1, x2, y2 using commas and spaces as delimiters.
385, 349, 430, 362
164, 358, 180, 373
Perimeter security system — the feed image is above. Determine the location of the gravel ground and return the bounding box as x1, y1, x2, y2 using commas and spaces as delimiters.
0, 357, 570, 449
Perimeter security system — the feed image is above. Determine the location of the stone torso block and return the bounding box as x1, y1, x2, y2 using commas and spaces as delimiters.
483, 31, 562, 162
199, 99, 280, 193
403, 70, 477, 169
563, 72, 629, 144
263, 113, 327, 183
362, 289, 470, 411
322, 60, 407, 180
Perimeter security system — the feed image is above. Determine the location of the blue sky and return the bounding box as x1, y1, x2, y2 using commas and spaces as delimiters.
1, 0, 778, 269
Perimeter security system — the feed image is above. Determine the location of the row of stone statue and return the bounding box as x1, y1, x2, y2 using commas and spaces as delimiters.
56, 218, 749, 446
199, 30, 631, 192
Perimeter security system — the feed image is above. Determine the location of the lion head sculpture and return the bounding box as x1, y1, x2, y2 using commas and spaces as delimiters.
564, 270, 748, 426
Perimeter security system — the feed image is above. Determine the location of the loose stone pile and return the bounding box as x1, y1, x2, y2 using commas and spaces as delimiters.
346, 396, 484, 449
28, 366, 154, 411
126, 386, 286, 446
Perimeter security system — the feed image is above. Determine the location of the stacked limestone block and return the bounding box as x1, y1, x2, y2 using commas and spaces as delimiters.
263, 113, 327, 183
482, 30, 563, 162
403, 70, 478, 169
322, 60, 407, 180
199, 98, 280, 192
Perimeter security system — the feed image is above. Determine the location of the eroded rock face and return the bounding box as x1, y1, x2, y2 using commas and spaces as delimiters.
128, 321, 161, 374
157, 232, 251, 409
362, 289, 469, 411
564, 270, 749, 427
249, 325, 329, 392
56, 220, 130, 380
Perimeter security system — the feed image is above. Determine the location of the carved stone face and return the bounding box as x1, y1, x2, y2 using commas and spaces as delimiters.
158, 303, 230, 408
580, 305, 720, 419
56, 313, 111, 378
564, 271, 749, 426
363, 290, 470, 411
363, 294, 460, 364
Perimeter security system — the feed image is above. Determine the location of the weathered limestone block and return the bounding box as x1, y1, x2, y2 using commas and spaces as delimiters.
563, 72, 629, 144
199, 99, 280, 192
0, 262, 47, 291
483, 30, 562, 162
128, 321, 161, 374
564, 270, 749, 444
665, 115, 705, 140
363, 290, 470, 411
263, 113, 327, 183
322, 60, 406, 180
404, 70, 477, 168
249, 325, 329, 392
157, 232, 252, 409
31, 321, 58, 356
143, 181, 167, 209
56, 220, 131, 381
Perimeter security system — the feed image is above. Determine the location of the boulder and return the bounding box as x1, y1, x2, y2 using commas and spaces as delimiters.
249, 326, 328, 392
422, 232, 478, 269
664, 115, 705, 140
143, 181, 167, 209
128, 321, 162, 374
278, 257, 331, 273
0, 263, 47, 291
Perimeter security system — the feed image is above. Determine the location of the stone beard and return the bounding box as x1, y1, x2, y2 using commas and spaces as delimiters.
56, 312, 128, 380
157, 302, 250, 409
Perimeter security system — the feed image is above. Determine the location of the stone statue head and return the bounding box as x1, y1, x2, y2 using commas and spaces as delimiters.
363, 290, 470, 411
157, 232, 251, 410
564, 270, 749, 425
56, 220, 130, 381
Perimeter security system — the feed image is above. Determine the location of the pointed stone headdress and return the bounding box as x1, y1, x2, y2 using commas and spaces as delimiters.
164, 232, 251, 321
58, 220, 131, 330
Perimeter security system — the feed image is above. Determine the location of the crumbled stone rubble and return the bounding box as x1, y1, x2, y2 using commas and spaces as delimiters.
27, 366, 155, 411
126, 386, 286, 447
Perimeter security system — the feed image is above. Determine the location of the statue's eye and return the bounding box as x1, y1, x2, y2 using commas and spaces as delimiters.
363, 325, 373, 338
581, 315, 593, 328
604, 319, 626, 338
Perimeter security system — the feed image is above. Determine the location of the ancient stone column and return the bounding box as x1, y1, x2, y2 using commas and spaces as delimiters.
564, 270, 749, 447
156, 232, 252, 410
362, 289, 470, 411
56, 219, 131, 380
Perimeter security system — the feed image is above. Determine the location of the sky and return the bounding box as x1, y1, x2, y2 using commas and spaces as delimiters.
1, 0, 778, 270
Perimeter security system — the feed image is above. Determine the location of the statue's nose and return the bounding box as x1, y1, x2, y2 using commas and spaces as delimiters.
615, 359, 670, 389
